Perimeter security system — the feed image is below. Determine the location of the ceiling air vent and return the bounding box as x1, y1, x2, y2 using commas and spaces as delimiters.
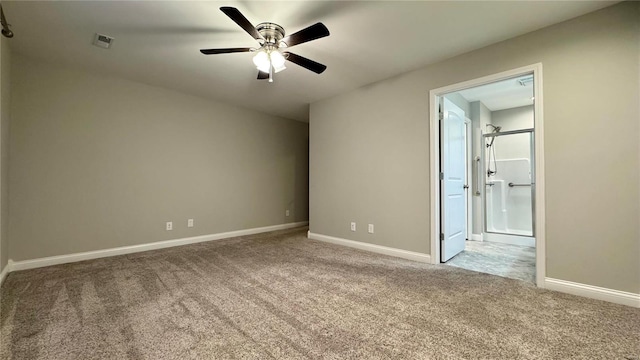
93, 33, 114, 49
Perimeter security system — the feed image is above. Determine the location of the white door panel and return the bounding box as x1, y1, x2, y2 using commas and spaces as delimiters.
441, 97, 467, 262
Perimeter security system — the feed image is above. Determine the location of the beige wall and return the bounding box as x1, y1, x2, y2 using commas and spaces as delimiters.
310, 2, 639, 293
0, 37, 10, 271
9, 55, 308, 261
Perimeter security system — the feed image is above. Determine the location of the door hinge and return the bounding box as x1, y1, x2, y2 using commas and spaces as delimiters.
439, 172, 444, 180
440, 233, 444, 241
439, 112, 444, 121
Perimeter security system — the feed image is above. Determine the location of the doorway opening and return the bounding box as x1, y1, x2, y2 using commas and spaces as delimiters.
429, 64, 545, 287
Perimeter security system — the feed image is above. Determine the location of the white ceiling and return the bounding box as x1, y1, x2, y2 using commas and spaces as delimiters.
3, 1, 615, 122
457, 75, 534, 111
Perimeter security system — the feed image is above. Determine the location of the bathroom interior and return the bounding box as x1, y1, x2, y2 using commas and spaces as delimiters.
444, 75, 536, 283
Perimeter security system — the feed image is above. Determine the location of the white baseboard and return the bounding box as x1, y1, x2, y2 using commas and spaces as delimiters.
8, 222, 308, 273
307, 231, 431, 263
469, 233, 483, 241
545, 277, 640, 308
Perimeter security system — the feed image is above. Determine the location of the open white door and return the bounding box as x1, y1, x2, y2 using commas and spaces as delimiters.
440, 97, 467, 262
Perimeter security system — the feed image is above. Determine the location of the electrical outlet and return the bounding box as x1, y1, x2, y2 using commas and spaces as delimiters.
350, 222, 356, 232
285, 209, 290, 217
368, 224, 374, 234
166, 221, 173, 231
187, 219, 194, 228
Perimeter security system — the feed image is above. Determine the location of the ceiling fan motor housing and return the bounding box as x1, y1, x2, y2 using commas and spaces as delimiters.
256, 22, 285, 46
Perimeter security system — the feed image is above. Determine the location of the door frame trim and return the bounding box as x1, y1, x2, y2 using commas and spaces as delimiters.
428, 63, 546, 288
465, 117, 472, 243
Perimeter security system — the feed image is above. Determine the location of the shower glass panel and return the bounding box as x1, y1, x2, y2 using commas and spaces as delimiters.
483, 129, 534, 237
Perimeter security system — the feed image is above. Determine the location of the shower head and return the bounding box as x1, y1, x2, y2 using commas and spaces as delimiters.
485, 124, 501, 148
486, 124, 501, 133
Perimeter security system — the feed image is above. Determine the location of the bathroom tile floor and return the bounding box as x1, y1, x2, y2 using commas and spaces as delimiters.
446, 240, 536, 283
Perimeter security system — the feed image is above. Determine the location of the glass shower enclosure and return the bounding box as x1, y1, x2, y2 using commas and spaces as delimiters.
482, 129, 535, 238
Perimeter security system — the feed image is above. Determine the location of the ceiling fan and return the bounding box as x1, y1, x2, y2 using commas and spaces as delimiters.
200, 7, 330, 83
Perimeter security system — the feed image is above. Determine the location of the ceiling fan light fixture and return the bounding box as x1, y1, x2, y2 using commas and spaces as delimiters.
270, 51, 286, 73
273, 63, 286, 73
253, 51, 270, 72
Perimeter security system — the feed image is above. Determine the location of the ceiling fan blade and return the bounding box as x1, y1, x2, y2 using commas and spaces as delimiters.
257, 71, 269, 80
284, 52, 327, 74
281, 23, 329, 47
200, 47, 252, 55
220, 7, 263, 41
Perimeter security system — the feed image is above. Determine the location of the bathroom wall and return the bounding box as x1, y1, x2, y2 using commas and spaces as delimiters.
491, 105, 534, 160
444, 93, 471, 116
469, 101, 491, 236
492, 105, 534, 131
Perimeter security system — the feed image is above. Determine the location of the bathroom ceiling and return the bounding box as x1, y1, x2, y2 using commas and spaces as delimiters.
457, 76, 535, 112
2, 1, 615, 122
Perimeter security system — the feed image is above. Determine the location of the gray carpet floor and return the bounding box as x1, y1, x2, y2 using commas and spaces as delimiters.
1, 227, 639, 359
446, 240, 536, 283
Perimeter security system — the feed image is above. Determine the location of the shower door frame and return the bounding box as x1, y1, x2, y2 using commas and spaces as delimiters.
482, 128, 535, 237
429, 63, 546, 288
